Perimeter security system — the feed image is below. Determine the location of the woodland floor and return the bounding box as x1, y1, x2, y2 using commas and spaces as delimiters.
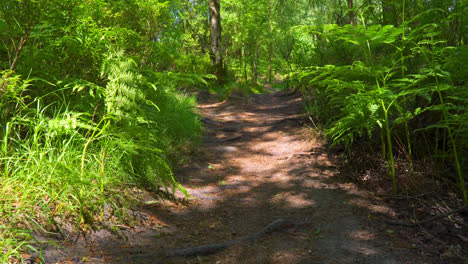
32, 89, 465, 264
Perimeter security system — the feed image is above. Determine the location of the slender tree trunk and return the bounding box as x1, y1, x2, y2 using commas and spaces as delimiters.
9, 25, 31, 71
209, 0, 223, 80
199, 34, 207, 53
200, 0, 210, 54
243, 46, 248, 83
268, 0, 273, 83
252, 48, 258, 84
455, 0, 464, 46
382, 0, 396, 25
224, 43, 229, 70
348, 0, 355, 25
268, 43, 273, 83
238, 49, 242, 80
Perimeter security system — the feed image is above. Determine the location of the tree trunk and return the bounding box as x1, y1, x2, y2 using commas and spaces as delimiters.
224, 44, 229, 70
382, 0, 396, 25
243, 46, 248, 83
268, 43, 273, 83
348, 0, 355, 25
209, 0, 223, 80
268, 0, 273, 83
251, 48, 258, 84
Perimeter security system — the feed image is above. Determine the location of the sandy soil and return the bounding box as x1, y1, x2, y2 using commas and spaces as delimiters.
34, 90, 439, 264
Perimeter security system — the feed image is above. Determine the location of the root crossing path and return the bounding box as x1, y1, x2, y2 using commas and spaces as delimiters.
39, 91, 429, 264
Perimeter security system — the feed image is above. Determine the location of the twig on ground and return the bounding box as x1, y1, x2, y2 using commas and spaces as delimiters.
379, 193, 433, 200
385, 205, 468, 227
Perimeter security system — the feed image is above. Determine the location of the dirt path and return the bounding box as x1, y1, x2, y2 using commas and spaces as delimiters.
37, 91, 432, 264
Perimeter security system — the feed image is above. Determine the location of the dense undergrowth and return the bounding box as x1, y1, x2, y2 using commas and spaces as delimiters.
1, 0, 466, 261
0, 63, 204, 262
0, 1, 211, 261
289, 6, 467, 202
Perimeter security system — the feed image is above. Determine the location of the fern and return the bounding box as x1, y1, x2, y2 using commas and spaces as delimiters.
292, 15, 467, 199
98, 52, 192, 193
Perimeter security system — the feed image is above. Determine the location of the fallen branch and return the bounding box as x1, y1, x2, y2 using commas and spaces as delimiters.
385, 205, 468, 227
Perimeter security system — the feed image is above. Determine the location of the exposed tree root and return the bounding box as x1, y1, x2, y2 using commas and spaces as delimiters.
164, 219, 299, 257
132, 219, 309, 261
220, 135, 243, 142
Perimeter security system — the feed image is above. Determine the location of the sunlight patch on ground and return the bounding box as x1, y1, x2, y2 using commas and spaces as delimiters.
270, 192, 316, 208
350, 198, 397, 216
351, 245, 378, 256
350, 230, 377, 241
246, 136, 309, 157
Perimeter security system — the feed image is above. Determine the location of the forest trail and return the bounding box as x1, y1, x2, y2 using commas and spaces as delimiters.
38, 91, 429, 264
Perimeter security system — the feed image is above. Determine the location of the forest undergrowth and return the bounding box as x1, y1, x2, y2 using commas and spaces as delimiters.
1, 0, 466, 262
290, 7, 467, 203
288, 4, 467, 259
0, 1, 212, 261
0, 62, 206, 262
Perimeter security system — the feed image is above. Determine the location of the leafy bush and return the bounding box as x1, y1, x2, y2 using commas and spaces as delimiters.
291, 15, 467, 200
0, 54, 201, 260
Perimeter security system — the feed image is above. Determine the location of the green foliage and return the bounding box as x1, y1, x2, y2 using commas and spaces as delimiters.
1, 0, 466, 260
0, 0, 203, 260
0, 56, 201, 259
291, 6, 467, 199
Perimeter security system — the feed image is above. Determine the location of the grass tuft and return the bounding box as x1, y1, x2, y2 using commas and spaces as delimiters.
0, 60, 201, 260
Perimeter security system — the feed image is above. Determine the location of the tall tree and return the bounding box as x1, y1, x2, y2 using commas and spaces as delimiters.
209, 0, 223, 79
347, 0, 355, 25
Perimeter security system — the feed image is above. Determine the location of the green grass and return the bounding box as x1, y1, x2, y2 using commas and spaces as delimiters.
0, 66, 201, 261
